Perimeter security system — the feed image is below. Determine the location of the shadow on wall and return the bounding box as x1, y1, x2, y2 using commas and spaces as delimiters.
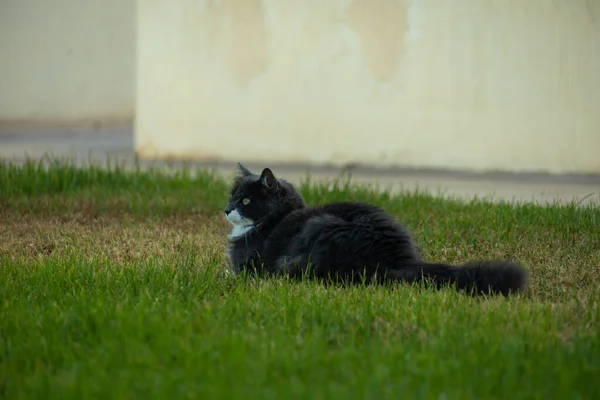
199, 0, 269, 85
190, 0, 410, 84
346, 0, 409, 82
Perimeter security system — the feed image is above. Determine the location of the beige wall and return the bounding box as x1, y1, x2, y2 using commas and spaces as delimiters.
136, 0, 600, 174
0, 0, 134, 128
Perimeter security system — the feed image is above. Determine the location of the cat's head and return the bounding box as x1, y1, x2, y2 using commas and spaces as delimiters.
224, 163, 305, 229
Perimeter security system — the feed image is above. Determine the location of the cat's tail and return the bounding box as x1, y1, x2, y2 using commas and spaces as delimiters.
385, 260, 528, 296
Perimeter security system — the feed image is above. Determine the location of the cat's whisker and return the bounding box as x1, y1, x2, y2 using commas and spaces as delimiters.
253, 212, 273, 227
251, 225, 263, 238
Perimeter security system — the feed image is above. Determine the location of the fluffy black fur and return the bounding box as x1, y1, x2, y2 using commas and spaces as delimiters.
225, 163, 528, 296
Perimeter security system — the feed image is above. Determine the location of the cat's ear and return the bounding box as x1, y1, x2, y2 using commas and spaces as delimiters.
259, 168, 278, 189
237, 162, 253, 177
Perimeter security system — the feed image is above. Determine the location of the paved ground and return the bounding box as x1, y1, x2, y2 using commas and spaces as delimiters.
1, 127, 599, 205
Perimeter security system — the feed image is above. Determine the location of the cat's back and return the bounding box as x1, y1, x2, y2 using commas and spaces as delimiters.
263, 200, 418, 266
275, 201, 387, 228
269, 206, 323, 239
269, 201, 402, 243
319, 201, 396, 226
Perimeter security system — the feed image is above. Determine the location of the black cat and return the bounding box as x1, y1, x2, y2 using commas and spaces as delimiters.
225, 163, 528, 296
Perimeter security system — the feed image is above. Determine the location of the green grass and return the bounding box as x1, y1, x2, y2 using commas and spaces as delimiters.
1, 159, 599, 399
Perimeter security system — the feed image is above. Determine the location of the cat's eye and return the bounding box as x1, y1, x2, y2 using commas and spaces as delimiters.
242, 198, 250, 205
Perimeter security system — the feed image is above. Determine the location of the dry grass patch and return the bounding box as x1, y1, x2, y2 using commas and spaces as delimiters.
1, 211, 231, 266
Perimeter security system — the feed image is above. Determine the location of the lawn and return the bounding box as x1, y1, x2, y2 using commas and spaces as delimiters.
1, 159, 599, 400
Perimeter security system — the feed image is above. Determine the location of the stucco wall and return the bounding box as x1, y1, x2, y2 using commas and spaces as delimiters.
0, 0, 135, 128
135, 0, 598, 174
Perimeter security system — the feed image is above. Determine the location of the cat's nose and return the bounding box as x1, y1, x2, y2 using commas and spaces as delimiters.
224, 205, 233, 215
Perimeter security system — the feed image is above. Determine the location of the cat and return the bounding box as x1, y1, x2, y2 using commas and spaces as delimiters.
225, 163, 528, 296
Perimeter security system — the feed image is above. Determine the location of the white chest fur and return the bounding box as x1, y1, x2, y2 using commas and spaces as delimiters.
228, 225, 253, 240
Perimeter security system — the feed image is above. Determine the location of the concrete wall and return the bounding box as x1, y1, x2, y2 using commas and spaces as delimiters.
148, 1, 595, 174
0, 0, 135, 129
1, 0, 598, 174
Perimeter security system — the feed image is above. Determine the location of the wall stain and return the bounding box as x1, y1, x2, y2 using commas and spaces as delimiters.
585, 0, 599, 23
223, 0, 268, 84
196, 0, 269, 85
346, 0, 408, 82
